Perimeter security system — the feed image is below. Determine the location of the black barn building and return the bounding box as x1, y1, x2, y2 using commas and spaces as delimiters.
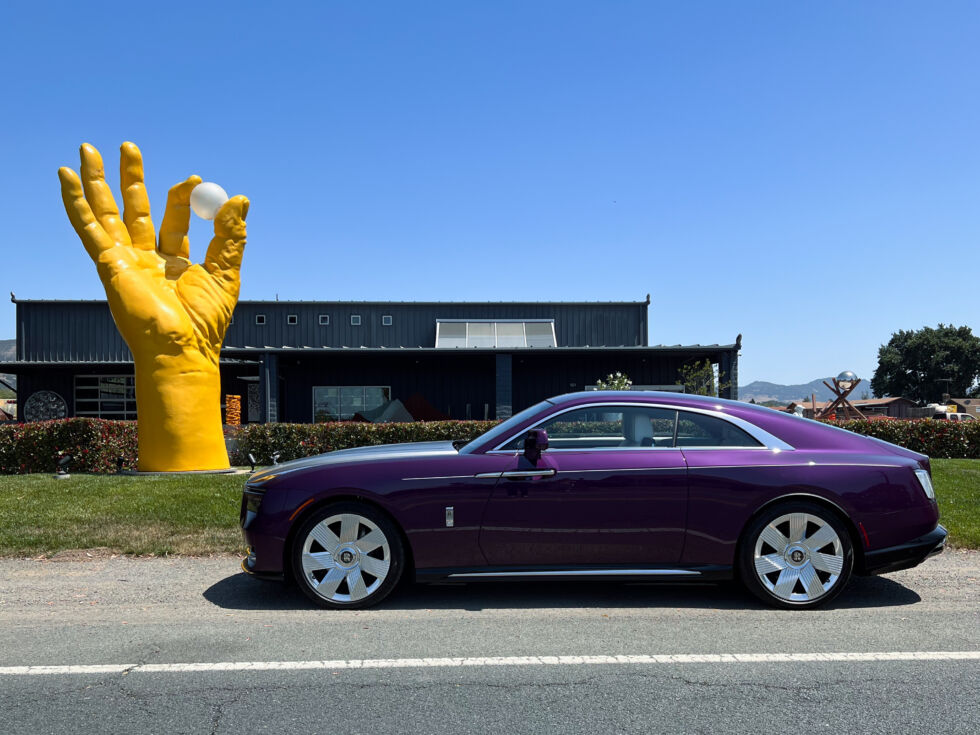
8, 297, 740, 423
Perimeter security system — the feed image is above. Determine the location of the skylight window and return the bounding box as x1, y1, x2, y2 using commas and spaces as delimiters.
435, 320, 557, 348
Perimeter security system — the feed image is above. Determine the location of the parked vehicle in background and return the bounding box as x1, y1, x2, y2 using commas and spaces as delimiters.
240, 392, 946, 611
925, 404, 976, 422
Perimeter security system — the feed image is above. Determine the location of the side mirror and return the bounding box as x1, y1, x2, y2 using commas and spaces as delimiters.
523, 429, 549, 464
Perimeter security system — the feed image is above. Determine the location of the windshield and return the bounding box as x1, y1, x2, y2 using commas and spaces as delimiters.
459, 400, 554, 453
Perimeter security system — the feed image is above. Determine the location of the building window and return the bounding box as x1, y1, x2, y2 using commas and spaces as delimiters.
382, 315, 393, 326
313, 386, 391, 421
435, 320, 557, 348
255, 314, 266, 325
75, 375, 137, 420
351, 315, 361, 326
318, 314, 330, 326
287, 314, 298, 325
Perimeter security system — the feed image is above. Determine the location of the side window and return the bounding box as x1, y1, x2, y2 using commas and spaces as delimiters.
500, 406, 678, 450
675, 411, 762, 448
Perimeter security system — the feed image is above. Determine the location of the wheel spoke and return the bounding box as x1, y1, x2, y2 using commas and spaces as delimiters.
346, 568, 368, 600
798, 563, 826, 600
302, 550, 335, 575
810, 551, 843, 575
805, 524, 838, 553
788, 513, 807, 543
339, 514, 360, 544
760, 523, 789, 552
315, 566, 345, 597
310, 521, 341, 551
355, 528, 387, 554
754, 554, 787, 576
359, 554, 390, 580
773, 567, 800, 598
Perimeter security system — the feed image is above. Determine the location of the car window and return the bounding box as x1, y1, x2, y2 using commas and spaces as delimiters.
675, 411, 762, 448
499, 406, 678, 450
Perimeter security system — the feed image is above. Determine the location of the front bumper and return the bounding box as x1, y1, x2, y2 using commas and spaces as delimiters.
860, 524, 947, 576
241, 547, 284, 580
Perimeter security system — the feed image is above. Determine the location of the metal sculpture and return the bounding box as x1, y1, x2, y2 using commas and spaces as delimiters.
58, 143, 249, 471
814, 371, 867, 421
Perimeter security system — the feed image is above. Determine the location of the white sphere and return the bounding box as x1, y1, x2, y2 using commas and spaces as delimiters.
190, 182, 229, 220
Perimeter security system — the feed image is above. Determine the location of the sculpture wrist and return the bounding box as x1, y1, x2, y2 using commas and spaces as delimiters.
133, 352, 229, 472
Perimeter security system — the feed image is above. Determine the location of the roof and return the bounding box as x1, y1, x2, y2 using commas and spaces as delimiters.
11, 296, 652, 307
806, 397, 914, 409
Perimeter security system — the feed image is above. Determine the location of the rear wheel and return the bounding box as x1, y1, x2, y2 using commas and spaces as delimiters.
738, 500, 853, 609
291, 502, 404, 609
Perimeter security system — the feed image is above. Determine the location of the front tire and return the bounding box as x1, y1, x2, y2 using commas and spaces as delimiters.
738, 500, 853, 609
291, 502, 404, 609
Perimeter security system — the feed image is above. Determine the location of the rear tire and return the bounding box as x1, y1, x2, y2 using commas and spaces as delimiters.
738, 500, 853, 609
291, 502, 404, 609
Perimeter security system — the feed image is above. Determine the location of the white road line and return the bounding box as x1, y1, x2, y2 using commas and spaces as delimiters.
0, 651, 978, 676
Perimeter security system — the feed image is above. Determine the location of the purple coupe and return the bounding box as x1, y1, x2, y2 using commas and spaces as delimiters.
240, 391, 946, 609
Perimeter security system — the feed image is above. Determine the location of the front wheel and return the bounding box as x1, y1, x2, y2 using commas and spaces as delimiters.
291, 502, 404, 609
738, 500, 854, 609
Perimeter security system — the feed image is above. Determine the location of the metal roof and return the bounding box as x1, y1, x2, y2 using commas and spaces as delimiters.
15, 299, 653, 361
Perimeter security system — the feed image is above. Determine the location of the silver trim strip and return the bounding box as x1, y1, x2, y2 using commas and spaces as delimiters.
491, 402, 795, 453
500, 469, 557, 479
447, 569, 701, 579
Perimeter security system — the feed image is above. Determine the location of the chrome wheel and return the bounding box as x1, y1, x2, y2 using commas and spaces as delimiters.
753, 511, 844, 604
300, 512, 392, 604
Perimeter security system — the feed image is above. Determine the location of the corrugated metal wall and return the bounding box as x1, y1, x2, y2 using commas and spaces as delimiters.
17, 300, 649, 360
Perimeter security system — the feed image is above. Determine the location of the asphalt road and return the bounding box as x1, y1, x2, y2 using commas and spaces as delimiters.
0, 551, 977, 734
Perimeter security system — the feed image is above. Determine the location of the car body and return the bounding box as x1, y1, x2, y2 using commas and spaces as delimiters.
240, 391, 946, 609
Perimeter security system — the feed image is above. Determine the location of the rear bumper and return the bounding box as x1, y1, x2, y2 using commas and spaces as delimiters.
860, 525, 947, 576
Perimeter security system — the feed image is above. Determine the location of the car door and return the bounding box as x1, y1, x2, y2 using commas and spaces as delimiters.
478, 404, 688, 566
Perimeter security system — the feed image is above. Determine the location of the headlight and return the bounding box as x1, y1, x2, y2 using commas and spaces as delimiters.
914, 469, 935, 500
241, 487, 266, 529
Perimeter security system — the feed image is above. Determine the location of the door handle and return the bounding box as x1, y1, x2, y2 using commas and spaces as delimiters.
500, 469, 557, 480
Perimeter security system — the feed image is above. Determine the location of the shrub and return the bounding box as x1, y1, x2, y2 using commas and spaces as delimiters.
0, 418, 138, 474
1, 415, 977, 475
231, 420, 499, 465
826, 419, 980, 459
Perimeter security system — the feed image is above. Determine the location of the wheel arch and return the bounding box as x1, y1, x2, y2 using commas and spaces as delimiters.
733, 490, 864, 579
282, 491, 416, 585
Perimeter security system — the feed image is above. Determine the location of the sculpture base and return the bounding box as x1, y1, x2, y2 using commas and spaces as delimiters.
119, 468, 250, 476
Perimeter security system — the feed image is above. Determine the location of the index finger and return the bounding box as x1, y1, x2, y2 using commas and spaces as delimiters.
120, 142, 155, 250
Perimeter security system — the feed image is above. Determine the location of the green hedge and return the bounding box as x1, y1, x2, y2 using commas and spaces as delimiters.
827, 419, 980, 459
230, 420, 497, 465
0, 416, 977, 474
0, 418, 138, 474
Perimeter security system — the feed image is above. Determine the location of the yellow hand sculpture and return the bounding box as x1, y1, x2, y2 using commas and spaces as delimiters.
58, 142, 249, 471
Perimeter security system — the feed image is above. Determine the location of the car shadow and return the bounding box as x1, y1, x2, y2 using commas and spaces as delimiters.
202, 572, 921, 612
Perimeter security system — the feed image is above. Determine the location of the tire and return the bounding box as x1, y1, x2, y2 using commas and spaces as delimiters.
291, 501, 405, 609
738, 500, 854, 610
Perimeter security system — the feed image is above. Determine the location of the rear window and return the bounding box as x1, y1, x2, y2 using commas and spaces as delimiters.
675, 411, 762, 448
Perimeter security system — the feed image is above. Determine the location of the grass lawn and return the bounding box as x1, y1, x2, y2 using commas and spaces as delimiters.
0, 473, 246, 556
932, 459, 980, 549
0, 460, 976, 557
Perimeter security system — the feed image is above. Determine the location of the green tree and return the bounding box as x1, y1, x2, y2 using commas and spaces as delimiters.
595, 372, 632, 390
676, 359, 729, 397
871, 324, 980, 402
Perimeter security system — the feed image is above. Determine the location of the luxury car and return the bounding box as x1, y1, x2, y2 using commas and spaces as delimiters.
240, 391, 946, 610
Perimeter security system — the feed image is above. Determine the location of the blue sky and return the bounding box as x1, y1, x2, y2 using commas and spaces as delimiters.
1, 1, 976, 386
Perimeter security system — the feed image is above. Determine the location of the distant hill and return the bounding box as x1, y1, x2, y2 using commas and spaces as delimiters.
739, 378, 874, 404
